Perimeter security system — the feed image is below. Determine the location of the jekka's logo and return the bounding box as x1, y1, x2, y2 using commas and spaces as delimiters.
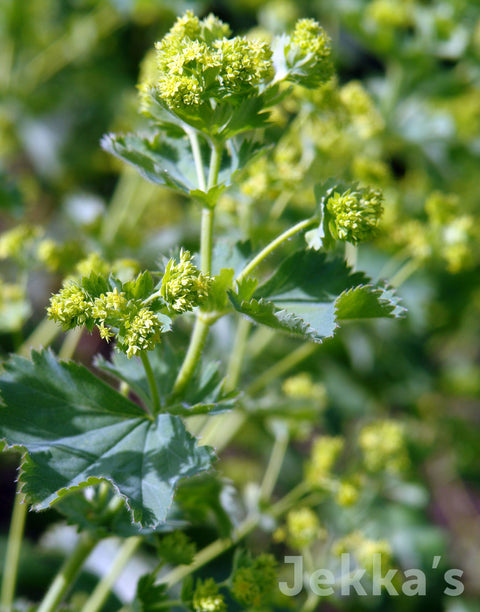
279, 554, 464, 597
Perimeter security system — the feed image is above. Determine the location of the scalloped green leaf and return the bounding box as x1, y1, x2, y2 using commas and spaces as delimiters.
0, 350, 215, 528
101, 132, 196, 193
228, 249, 404, 342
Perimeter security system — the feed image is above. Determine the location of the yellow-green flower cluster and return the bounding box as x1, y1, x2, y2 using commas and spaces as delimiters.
282, 372, 327, 402
0, 280, 30, 332
359, 420, 408, 473
366, 0, 413, 29
231, 554, 278, 609
160, 250, 211, 313
37, 239, 86, 273
286, 18, 333, 87
334, 531, 392, 575
305, 435, 344, 485
48, 279, 167, 359
335, 480, 360, 507
123, 307, 163, 358
0, 224, 41, 262
340, 82, 384, 139
47, 283, 93, 330
285, 507, 326, 549
192, 578, 226, 612
151, 11, 273, 110
325, 186, 384, 245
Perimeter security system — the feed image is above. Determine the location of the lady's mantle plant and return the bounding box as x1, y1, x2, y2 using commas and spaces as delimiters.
0, 10, 405, 611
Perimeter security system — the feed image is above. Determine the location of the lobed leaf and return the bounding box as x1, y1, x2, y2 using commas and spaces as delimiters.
0, 350, 215, 528
228, 249, 405, 342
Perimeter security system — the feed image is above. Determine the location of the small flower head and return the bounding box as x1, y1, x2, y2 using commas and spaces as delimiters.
0, 224, 41, 261
192, 578, 226, 612
75, 253, 110, 278
231, 554, 278, 608
325, 186, 384, 245
334, 531, 392, 575
336, 480, 360, 507
47, 282, 93, 330
92, 287, 128, 322
282, 372, 327, 402
340, 81, 384, 138
285, 18, 333, 87
150, 11, 274, 113
97, 322, 115, 343
286, 507, 326, 549
160, 250, 211, 314
359, 420, 408, 473
213, 37, 274, 96
305, 435, 344, 485
123, 307, 163, 358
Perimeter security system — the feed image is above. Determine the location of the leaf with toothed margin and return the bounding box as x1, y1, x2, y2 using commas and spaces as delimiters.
228, 249, 405, 342
0, 350, 215, 529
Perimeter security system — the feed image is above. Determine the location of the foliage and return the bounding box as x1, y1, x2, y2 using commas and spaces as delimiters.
0, 1, 479, 612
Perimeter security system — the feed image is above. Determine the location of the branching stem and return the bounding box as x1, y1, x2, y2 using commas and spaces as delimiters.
236, 217, 317, 284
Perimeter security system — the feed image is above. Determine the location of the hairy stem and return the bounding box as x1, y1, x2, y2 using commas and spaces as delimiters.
236, 218, 317, 284
0, 485, 27, 612
140, 351, 160, 415
80, 537, 142, 612
172, 315, 211, 397
186, 128, 207, 192
37, 534, 98, 612
200, 207, 214, 276
172, 141, 223, 397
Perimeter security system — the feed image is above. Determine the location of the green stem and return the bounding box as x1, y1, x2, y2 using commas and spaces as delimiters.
0, 486, 27, 612
345, 241, 357, 271
172, 141, 223, 397
200, 208, 214, 276
161, 482, 310, 588
225, 317, 251, 393
247, 342, 318, 396
37, 534, 98, 612
389, 257, 420, 287
207, 142, 222, 191
80, 537, 141, 612
18, 317, 60, 357
186, 129, 207, 192
58, 327, 83, 361
172, 315, 211, 397
140, 351, 160, 415
259, 430, 289, 503
236, 218, 317, 284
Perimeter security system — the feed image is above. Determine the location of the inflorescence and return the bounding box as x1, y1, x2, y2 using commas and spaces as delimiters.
47, 251, 212, 358
140, 10, 333, 118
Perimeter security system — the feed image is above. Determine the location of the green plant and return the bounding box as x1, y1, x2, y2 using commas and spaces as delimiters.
0, 10, 411, 612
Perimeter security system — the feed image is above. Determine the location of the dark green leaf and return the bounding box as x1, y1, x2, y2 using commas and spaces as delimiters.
0, 350, 215, 528
228, 249, 405, 342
